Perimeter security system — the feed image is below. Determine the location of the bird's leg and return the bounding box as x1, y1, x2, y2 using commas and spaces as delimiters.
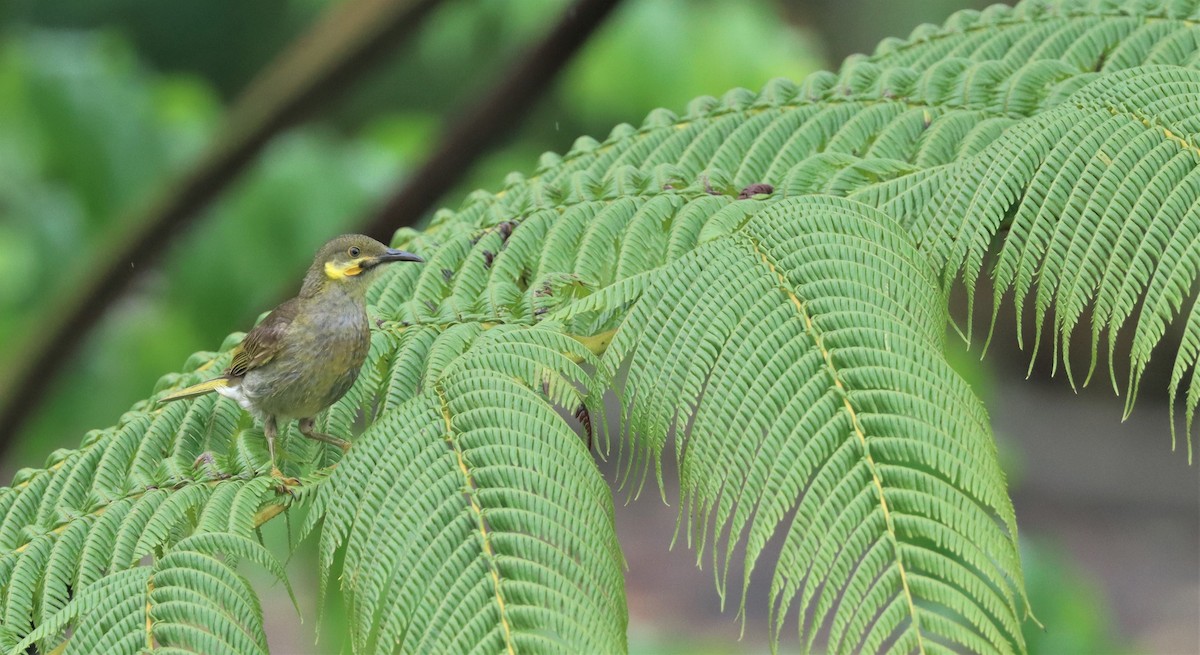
264, 415, 279, 473
264, 416, 300, 491
299, 417, 352, 453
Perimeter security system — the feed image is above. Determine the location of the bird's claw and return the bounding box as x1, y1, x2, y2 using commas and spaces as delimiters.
269, 468, 301, 495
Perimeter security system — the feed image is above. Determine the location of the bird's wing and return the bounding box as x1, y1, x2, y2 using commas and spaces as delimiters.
225, 300, 297, 378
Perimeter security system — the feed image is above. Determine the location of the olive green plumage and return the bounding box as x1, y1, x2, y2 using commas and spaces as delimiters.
159, 234, 423, 475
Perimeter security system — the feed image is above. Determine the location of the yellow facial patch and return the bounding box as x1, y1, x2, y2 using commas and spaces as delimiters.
325, 260, 365, 280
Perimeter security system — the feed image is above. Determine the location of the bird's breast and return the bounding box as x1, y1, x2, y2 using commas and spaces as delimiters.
242, 296, 371, 419
293, 300, 371, 375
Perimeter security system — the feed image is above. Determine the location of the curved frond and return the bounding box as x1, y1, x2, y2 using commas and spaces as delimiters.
305, 324, 625, 654
0, 429, 290, 648
870, 0, 1200, 73
414, 58, 1086, 247
9, 533, 288, 655
602, 196, 1026, 654
916, 65, 1200, 457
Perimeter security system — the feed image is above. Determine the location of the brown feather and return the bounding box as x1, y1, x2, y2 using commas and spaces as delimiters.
226, 300, 298, 378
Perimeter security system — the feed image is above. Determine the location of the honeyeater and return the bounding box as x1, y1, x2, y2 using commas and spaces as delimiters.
158, 234, 423, 477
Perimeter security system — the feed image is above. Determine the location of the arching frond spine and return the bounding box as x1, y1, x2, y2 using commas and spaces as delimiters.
304, 324, 626, 655
602, 196, 1026, 654
916, 65, 1200, 457
9, 533, 290, 655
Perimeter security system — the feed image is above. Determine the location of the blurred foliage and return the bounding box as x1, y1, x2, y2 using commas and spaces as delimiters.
1, 0, 315, 98
0, 31, 215, 347
1021, 539, 1126, 654
0, 30, 405, 464
562, 0, 821, 126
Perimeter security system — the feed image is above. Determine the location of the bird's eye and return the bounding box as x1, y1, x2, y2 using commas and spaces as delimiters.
348, 247, 361, 257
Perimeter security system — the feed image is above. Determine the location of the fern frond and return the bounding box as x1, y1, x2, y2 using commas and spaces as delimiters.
9, 533, 288, 655
305, 323, 625, 654
416, 57, 1101, 247
915, 65, 1200, 457
601, 196, 1025, 654
870, 0, 1200, 73
0, 475, 288, 642
0, 349, 301, 646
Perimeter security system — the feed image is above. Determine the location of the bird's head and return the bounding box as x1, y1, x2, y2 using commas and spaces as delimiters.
302, 234, 423, 296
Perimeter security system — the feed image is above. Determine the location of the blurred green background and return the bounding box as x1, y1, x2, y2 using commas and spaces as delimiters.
0, 1, 1195, 653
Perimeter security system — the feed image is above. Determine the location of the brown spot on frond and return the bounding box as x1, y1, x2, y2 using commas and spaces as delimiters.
738, 183, 774, 199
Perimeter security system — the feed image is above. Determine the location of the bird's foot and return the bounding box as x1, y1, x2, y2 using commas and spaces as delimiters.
297, 419, 352, 453
269, 467, 301, 495
307, 433, 351, 453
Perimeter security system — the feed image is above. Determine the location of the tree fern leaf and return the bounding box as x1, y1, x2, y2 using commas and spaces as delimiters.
68, 596, 146, 654
0, 473, 52, 550
612, 195, 681, 279
421, 65, 1061, 249
1033, 130, 1173, 379
601, 195, 1024, 653
194, 482, 242, 535
918, 65, 1200, 451
307, 325, 625, 654
110, 490, 170, 569
76, 497, 135, 589
1089, 146, 1196, 365
170, 392, 239, 472
13, 4, 1200, 650
368, 248, 425, 318
20, 563, 146, 647
302, 396, 439, 618
870, 0, 1200, 73
35, 518, 90, 630
990, 112, 1122, 350
30, 456, 81, 533
133, 399, 193, 486
92, 414, 152, 503
10, 533, 283, 655
421, 323, 486, 387
2, 535, 53, 637
50, 442, 107, 524
133, 484, 210, 559
226, 478, 278, 538
381, 325, 439, 410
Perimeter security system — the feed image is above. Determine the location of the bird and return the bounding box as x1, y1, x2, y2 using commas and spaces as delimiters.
158, 234, 423, 478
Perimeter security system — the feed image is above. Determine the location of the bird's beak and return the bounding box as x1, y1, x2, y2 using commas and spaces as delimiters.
365, 248, 424, 268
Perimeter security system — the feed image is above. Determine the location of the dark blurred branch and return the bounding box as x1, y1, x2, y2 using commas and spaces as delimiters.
361, 0, 625, 240
0, 0, 443, 452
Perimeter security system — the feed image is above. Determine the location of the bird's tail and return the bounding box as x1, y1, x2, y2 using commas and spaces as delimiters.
157, 377, 230, 403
